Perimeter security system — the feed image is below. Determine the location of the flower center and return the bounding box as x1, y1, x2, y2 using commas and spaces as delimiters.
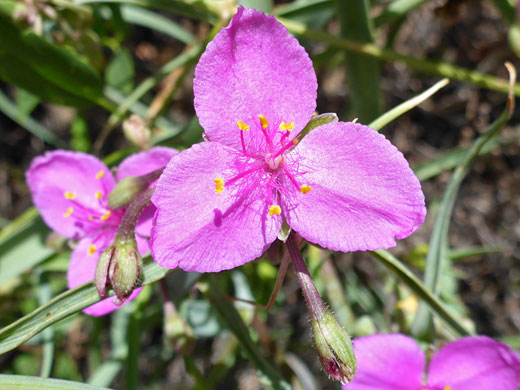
265, 153, 283, 170
212, 115, 312, 212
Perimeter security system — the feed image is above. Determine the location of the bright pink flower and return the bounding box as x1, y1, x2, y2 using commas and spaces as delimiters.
26, 147, 177, 316
344, 333, 520, 390
150, 7, 426, 272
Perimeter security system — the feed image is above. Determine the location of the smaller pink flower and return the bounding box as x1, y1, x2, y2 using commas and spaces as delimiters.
26, 147, 177, 316
343, 334, 520, 390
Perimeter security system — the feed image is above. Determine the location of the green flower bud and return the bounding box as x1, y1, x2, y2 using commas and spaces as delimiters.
93, 238, 142, 305
108, 176, 144, 210
311, 307, 356, 384
286, 233, 357, 384
108, 237, 143, 305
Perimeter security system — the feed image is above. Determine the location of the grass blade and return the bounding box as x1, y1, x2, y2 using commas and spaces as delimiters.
120, 5, 194, 43
370, 249, 473, 337
336, 0, 382, 122
369, 78, 449, 131
411, 63, 516, 339
0, 375, 114, 390
0, 90, 66, 148
280, 18, 520, 96
0, 259, 170, 354
374, 0, 428, 28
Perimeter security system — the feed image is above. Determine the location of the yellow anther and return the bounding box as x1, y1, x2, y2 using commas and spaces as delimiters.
88, 244, 97, 255
444, 386, 451, 390
100, 210, 111, 221
279, 122, 295, 131
300, 185, 312, 194
258, 114, 269, 130
268, 205, 281, 215
95, 170, 105, 179
88, 215, 94, 221
237, 121, 250, 131
63, 207, 73, 218
95, 191, 102, 200
64, 191, 76, 200
214, 177, 224, 194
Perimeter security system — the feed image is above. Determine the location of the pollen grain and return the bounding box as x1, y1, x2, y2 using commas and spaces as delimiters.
100, 210, 111, 221
279, 122, 295, 131
237, 121, 250, 131
214, 177, 224, 194
258, 114, 269, 129
63, 207, 73, 218
88, 245, 97, 255
268, 205, 281, 215
300, 185, 312, 194
95, 170, 105, 179
64, 191, 76, 200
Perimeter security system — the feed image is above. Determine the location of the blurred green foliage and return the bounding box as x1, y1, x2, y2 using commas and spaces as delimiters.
0, 0, 519, 389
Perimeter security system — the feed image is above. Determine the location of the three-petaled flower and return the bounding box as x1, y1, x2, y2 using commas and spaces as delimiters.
343, 334, 520, 390
150, 7, 426, 272
26, 147, 177, 315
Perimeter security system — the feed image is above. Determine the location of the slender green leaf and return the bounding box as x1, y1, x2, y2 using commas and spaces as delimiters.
274, 0, 333, 30
280, 18, 520, 96
370, 249, 473, 337
369, 78, 449, 131
448, 246, 503, 261
105, 48, 135, 94
413, 134, 512, 181
0, 217, 54, 286
0, 375, 114, 390
336, 0, 382, 122
14, 88, 39, 118
374, 0, 428, 28
0, 207, 39, 246
411, 66, 515, 339
0, 259, 171, 354
0, 90, 66, 148
0, 13, 103, 106
76, 0, 217, 22
120, 5, 195, 43
37, 270, 55, 378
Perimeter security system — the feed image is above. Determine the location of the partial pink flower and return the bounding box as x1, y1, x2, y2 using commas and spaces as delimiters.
343, 334, 520, 390
26, 147, 177, 316
151, 7, 426, 272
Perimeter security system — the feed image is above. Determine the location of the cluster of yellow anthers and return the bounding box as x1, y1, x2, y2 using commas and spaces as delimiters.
61, 169, 112, 255
212, 115, 313, 218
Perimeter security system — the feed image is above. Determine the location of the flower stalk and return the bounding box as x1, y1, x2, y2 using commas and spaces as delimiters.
286, 233, 356, 384
95, 188, 154, 304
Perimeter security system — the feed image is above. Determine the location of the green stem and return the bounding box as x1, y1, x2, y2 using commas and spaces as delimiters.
280, 18, 519, 96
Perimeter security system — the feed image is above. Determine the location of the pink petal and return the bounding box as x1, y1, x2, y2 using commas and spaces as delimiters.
282, 122, 426, 252
116, 146, 178, 182
151, 141, 282, 272
67, 232, 142, 317
193, 7, 317, 151
135, 204, 155, 238
26, 150, 116, 239
427, 336, 520, 390
343, 334, 424, 390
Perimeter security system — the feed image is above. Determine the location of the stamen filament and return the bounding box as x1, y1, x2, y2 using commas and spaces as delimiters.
272, 137, 298, 160
225, 164, 263, 186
